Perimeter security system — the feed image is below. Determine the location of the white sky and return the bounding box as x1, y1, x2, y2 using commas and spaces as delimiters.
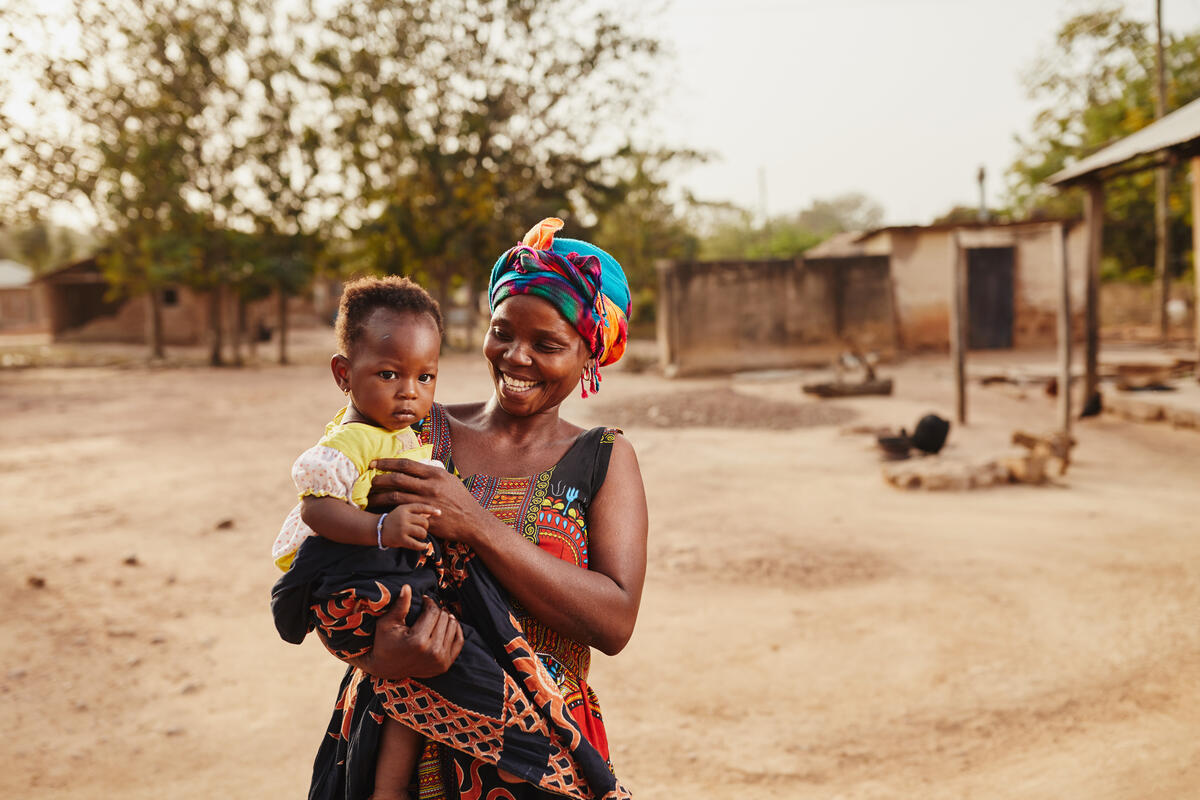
10, 0, 1200, 231
649, 0, 1200, 225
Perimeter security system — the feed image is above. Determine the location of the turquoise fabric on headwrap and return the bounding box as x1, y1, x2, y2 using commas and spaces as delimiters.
488, 218, 631, 396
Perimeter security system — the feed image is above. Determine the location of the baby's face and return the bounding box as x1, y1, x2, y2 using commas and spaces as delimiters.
342, 308, 440, 430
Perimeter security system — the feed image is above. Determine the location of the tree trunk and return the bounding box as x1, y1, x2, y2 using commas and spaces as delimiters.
146, 289, 165, 360
233, 293, 246, 367
277, 287, 289, 365
207, 284, 224, 367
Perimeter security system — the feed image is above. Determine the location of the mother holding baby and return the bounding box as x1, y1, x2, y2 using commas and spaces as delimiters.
317, 218, 649, 799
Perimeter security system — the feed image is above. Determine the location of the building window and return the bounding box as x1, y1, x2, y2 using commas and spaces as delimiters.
161, 287, 179, 307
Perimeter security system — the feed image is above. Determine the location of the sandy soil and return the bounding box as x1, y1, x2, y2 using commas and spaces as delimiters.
2, 330, 1200, 799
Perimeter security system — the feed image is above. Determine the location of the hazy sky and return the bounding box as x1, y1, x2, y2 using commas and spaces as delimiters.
649, 0, 1200, 225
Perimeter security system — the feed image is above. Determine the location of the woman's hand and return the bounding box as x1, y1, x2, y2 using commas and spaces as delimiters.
368, 459, 492, 545
325, 584, 464, 680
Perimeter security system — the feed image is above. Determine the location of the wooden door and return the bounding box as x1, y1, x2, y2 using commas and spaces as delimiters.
967, 247, 1014, 349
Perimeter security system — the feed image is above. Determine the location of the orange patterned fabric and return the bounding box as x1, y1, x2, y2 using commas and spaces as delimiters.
412, 406, 622, 797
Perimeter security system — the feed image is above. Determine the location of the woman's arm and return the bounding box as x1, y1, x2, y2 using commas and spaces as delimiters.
300, 495, 439, 550
370, 436, 648, 655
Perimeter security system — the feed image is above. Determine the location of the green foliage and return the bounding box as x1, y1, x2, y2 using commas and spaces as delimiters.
694, 193, 884, 260
0, 220, 96, 274
589, 146, 702, 307
1006, 5, 1200, 278
0, 0, 679, 352
930, 205, 1009, 225
308, 0, 671, 304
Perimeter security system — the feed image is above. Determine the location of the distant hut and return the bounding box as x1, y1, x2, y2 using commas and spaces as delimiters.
0, 260, 45, 333
34, 256, 339, 347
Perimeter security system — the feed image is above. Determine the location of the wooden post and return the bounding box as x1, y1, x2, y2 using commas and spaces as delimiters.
1154, 0, 1171, 342
950, 232, 967, 424
1056, 222, 1072, 432
1192, 156, 1200, 364
1083, 181, 1104, 399
655, 259, 678, 377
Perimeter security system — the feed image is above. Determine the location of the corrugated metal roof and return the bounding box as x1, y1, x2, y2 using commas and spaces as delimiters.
804, 231, 868, 259
1047, 95, 1200, 186
853, 217, 1075, 241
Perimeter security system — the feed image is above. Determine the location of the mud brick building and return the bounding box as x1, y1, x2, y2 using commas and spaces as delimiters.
656, 219, 1087, 375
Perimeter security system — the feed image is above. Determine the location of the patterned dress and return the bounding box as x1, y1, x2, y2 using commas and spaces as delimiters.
417, 403, 620, 784
277, 404, 624, 800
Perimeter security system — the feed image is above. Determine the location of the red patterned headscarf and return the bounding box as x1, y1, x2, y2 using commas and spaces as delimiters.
489, 218, 631, 396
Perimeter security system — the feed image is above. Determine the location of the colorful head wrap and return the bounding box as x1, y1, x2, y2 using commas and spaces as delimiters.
489, 218, 631, 396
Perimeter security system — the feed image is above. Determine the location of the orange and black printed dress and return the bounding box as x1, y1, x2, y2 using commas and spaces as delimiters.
275, 404, 626, 800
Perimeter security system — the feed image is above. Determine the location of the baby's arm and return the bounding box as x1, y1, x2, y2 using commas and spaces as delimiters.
301, 496, 439, 551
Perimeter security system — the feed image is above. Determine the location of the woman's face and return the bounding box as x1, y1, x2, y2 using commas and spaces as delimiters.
483, 294, 590, 418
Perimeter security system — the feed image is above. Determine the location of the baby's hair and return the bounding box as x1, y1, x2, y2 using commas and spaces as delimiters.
335, 275, 444, 356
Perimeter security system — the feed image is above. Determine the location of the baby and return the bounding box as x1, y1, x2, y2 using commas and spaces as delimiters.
272, 275, 443, 800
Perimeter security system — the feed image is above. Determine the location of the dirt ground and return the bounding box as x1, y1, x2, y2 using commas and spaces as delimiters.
3, 329, 1200, 799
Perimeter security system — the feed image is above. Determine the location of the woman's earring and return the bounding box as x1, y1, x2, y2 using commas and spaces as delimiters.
579, 359, 599, 398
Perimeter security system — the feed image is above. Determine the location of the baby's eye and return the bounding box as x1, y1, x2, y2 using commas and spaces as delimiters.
418, 373, 435, 384
377, 370, 397, 380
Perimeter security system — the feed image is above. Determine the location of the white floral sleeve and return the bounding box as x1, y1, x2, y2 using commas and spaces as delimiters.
270, 445, 362, 568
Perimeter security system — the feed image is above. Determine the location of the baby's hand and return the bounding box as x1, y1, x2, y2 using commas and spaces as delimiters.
380, 504, 440, 551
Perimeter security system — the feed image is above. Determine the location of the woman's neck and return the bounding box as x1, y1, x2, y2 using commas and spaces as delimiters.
478, 396, 567, 444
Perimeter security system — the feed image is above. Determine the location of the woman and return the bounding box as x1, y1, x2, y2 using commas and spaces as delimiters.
314, 218, 649, 800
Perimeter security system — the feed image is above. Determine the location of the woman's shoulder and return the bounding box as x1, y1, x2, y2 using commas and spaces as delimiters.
436, 400, 487, 425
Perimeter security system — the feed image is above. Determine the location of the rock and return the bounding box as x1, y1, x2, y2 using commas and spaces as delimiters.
1106, 396, 1166, 423
214, 518, 235, 530
122, 554, 140, 566
1166, 407, 1200, 431
1001, 452, 1048, 485
27, 575, 46, 589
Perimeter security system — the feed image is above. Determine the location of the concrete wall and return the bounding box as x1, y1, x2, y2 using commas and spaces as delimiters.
656, 257, 896, 376
0, 286, 45, 332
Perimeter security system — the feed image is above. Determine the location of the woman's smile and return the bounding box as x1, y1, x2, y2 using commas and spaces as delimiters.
499, 373, 539, 393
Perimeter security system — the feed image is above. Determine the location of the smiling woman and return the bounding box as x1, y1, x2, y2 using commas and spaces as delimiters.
314, 219, 649, 800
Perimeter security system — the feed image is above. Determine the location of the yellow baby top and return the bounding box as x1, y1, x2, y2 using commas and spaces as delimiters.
271, 407, 435, 571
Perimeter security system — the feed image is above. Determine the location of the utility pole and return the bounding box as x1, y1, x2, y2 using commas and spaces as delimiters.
758, 166, 769, 234
977, 166, 988, 222
1154, 0, 1171, 342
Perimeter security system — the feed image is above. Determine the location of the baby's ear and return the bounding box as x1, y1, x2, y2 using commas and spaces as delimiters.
330, 354, 351, 392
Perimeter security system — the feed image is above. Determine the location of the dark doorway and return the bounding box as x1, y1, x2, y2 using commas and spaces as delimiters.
967, 247, 1014, 349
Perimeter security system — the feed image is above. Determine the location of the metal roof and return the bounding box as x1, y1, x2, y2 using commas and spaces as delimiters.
804, 231, 868, 259
1047, 95, 1200, 186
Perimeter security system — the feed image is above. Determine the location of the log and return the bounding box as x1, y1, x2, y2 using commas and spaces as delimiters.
802, 378, 894, 398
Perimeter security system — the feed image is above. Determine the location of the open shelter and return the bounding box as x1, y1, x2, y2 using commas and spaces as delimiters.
1046, 94, 1200, 414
